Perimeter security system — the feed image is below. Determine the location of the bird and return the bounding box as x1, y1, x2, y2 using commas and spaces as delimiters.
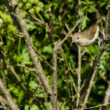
71, 17, 103, 46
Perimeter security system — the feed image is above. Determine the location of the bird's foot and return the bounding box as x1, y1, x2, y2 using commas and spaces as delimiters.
100, 30, 107, 40
98, 37, 102, 50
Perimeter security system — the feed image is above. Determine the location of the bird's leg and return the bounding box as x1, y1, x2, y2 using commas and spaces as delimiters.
97, 37, 102, 49
100, 30, 107, 40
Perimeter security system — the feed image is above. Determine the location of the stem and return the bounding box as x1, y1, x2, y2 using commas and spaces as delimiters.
48, 8, 58, 110
76, 46, 81, 107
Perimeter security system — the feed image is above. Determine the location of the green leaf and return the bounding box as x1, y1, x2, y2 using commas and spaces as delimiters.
21, 48, 32, 65
9, 86, 19, 96
29, 81, 39, 90
25, 103, 40, 110
18, 90, 24, 103
43, 44, 52, 54
87, 8, 94, 13
30, 104, 39, 110
81, 16, 88, 30
26, 22, 36, 31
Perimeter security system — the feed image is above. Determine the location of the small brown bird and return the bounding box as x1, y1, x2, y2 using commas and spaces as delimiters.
72, 17, 103, 46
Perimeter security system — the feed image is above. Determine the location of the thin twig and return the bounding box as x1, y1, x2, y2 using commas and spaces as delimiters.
48, 8, 58, 110
17, 64, 36, 72
59, 47, 75, 109
2, 50, 30, 93
76, 46, 81, 108
1, 50, 45, 108
0, 59, 7, 87
34, 48, 54, 70
76, 0, 82, 108
81, 69, 97, 110
0, 96, 9, 110
0, 79, 20, 110
28, 88, 43, 110
98, 71, 108, 83
99, 82, 110, 110
85, 102, 110, 109
27, 11, 46, 26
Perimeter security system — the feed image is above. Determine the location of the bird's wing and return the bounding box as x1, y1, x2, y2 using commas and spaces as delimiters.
83, 24, 97, 40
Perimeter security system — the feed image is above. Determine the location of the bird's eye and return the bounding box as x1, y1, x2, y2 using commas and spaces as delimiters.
77, 37, 79, 39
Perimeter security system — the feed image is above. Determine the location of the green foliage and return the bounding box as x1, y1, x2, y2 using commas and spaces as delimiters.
24, 104, 39, 110
0, 0, 109, 110
29, 81, 39, 91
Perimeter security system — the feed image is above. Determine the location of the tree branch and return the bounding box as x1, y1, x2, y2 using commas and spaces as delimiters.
48, 8, 58, 110
81, 69, 97, 110
0, 79, 20, 110
100, 82, 110, 110
76, 0, 82, 108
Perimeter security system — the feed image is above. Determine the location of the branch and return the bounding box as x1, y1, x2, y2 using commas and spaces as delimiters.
76, 46, 82, 108
105, 0, 110, 39
0, 79, 20, 110
27, 11, 46, 26
85, 102, 110, 109
99, 3, 110, 109
81, 69, 97, 110
7, 63, 31, 93
48, 8, 58, 110
80, 44, 105, 106
76, 0, 82, 108
17, 64, 36, 71
0, 96, 9, 109
34, 48, 53, 70
0, 59, 7, 87
100, 82, 110, 110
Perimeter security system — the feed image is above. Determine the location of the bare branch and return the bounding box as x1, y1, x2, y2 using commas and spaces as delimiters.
48, 8, 58, 110
0, 96, 9, 110
34, 48, 53, 70
0, 79, 20, 110
85, 102, 110, 109
0, 59, 7, 87
81, 69, 97, 110
17, 64, 36, 72
100, 82, 110, 110
27, 11, 46, 26
76, 46, 82, 108
80, 45, 105, 105
76, 0, 82, 108
105, 0, 110, 39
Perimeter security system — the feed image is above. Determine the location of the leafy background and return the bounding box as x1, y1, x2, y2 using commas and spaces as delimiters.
0, 0, 110, 110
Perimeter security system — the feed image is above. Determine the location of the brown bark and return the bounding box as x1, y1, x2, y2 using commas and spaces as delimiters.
0, 79, 20, 110
100, 83, 110, 110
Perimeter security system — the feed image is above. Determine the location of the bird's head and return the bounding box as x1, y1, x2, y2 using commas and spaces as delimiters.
71, 33, 83, 44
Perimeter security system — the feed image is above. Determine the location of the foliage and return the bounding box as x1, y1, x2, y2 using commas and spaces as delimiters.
0, 0, 110, 110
